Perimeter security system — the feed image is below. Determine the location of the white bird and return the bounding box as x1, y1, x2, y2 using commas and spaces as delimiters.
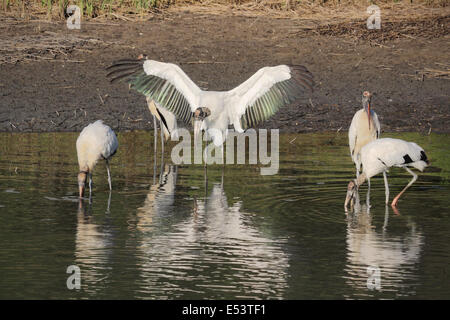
147, 98, 178, 156
134, 54, 179, 156
107, 56, 314, 152
76, 120, 119, 198
349, 91, 381, 176
345, 138, 429, 210
348, 91, 386, 204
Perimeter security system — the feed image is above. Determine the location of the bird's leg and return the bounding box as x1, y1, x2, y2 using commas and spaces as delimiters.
159, 147, 164, 185
160, 119, 165, 158
221, 165, 224, 189
382, 204, 389, 232
204, 143, 208, 168
391, 167, 417, 207
221, 142, 225, 167
383, 171, 389, 205
366, 178, 371, 208
88, 173, 93, 199
153, 115, 158, 156
353, 188, 361, 213
106, 159, 112, 191
153, 155, 157, 186
106, 190, 112, 214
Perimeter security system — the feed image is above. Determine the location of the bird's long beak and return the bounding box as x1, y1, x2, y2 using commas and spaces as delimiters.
194, 120, 203, 141
344, 189, 354, 211
367, 103, 371, 130
79, 185, 85, 198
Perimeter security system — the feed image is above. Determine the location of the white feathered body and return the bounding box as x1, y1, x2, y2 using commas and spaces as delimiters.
142, 61, 298, 146
109, 59, 313, 148
76, 120, 118, 172
361, 138, 428, 179
349, 108, 380, 168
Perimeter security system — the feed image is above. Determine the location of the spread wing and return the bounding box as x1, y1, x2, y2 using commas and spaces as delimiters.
107, 58, 202, 124
227, 65, 314, 131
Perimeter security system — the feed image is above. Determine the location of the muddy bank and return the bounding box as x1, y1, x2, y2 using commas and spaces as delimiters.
0, 10, 449, 134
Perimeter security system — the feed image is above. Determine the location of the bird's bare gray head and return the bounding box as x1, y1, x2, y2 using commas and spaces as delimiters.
137, 53, 148, 60
344, 179, 358, 211
78, 170, 88, 198
194, 107, 211, 121
362, 91, 373, 129
193, 107, 211, 139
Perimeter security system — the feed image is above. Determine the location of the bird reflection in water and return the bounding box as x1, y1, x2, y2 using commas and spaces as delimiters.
345, 204, 424, 296
133, 165, 290, 298
135, 164, 178, 232
75, 199, 113, 289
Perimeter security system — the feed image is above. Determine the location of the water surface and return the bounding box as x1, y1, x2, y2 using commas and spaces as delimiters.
0, 131, 449, 299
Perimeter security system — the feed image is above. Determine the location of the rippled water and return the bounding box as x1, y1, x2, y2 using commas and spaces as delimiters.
0, 131, 449, 299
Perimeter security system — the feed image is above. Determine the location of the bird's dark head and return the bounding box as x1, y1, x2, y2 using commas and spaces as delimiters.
362, 91, 373, 129
137, 53, 148, 60
344, 179, 358, 211
78, 170, 88, 198
193, 107, 211, 121
193, 107, 211, 140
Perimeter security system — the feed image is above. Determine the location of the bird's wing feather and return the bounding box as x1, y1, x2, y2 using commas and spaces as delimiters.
227, 65, 314, 131
348, 113, 358, 161
107, 59, 201, 124
373, 111, 381, 138
364, 138, 425, 172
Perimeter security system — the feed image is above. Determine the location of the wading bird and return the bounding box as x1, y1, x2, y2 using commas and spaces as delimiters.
349, 91, 381, 177
77, 120, 119, 198
345, 138, 429, 211
136, 53, 179, 156
348, 91, 386, 204
147, 98, 178, 156
106, 56, 314, 158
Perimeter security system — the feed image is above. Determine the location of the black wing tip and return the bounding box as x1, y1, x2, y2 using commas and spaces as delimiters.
106, 57, 146, 71
106, 57, 146, 83
420, 151, 430, 165
403, 154, 414, 164
288, 64, 315, 92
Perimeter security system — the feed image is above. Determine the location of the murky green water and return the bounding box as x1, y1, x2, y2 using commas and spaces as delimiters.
0, 131, 449, 299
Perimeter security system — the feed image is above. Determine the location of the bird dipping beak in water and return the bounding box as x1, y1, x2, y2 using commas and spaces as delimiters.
193, 107, 211, 140
78, 170, 89, 198
344, 179, 358, 211
362, 91, 372, 130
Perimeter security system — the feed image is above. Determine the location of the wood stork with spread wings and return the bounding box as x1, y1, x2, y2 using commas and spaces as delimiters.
106, 56, 314, 150
76, 120, 118, 198
345, 138, 429, 211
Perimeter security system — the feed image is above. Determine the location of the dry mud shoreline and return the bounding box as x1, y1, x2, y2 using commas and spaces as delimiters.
0, 8, 449, 134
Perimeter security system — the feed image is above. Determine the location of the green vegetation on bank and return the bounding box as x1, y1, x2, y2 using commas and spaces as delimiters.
1, 0, 448, 19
